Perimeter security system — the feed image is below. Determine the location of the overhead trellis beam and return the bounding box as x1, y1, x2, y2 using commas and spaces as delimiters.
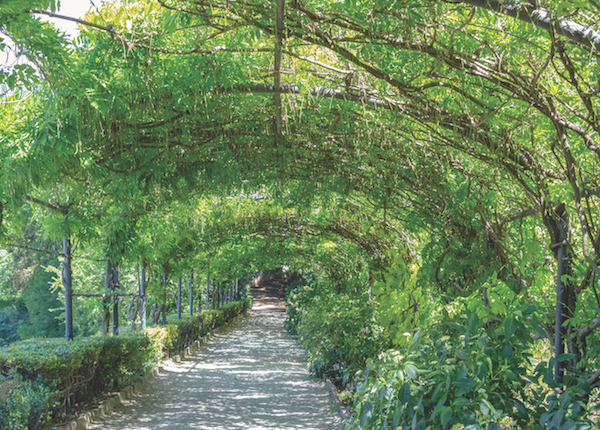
462, 0, 600, 53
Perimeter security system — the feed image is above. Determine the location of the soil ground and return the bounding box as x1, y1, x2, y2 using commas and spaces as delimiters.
86, 277, 340, 430
250, 274, 287, 312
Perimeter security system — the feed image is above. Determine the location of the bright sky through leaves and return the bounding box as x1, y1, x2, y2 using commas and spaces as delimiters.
41, 0, 95, 39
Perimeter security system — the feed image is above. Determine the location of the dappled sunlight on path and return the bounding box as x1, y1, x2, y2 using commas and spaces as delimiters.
87, 310, 340, 430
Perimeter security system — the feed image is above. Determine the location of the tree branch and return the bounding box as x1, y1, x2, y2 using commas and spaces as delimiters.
29, 10, 117, 35
577, 317, 600, 341
25, 195, 67, 214
588, 369, 600, 388
501, 206, 541, 224
461, 0, 600, 53
3, 242, 65, 257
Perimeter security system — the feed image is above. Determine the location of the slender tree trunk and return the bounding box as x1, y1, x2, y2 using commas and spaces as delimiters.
128, 295, 138, 332
63, 237, 74, 341
549, 205, 571, 383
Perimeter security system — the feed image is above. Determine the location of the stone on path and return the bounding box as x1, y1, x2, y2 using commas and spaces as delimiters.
87, 309, 341, 430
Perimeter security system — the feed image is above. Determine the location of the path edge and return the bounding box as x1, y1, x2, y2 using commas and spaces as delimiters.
50, 311, 249, 430
323, 377, 350, 429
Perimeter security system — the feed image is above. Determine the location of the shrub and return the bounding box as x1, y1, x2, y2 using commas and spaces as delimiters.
0, 371, 56, 429
0, 334, 152, 414
346, 306, 597, 429
287, 281, 385, 385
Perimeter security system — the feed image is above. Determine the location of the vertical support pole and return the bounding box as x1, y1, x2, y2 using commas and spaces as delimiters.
112, 263, 119, 336
140, 261, 146, 330
212, 281, 216, 310
555, 223, 567, 384
206, 273, 210, 311
177, 277, 182, 319
102, 262, 110, 336
162, 266, 167, 325
235, 278, 239, 300
215, 284, 219, 309
189, 269, 194, 316
63, 237, 74, 341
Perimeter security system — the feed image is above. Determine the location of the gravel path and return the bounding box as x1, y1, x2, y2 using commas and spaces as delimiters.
87, 309, 341, 430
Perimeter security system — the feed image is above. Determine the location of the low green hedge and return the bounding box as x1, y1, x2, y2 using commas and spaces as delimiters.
0, 297, 252, 429
166, 298, 253, 353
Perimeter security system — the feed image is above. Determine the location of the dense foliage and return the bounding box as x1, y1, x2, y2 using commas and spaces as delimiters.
2, 0, 600, 427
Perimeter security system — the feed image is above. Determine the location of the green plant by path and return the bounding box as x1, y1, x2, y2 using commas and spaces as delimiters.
346, 308, 598, 430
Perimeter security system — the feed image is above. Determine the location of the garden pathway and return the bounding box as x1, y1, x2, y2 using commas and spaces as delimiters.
87, 284, 341, 430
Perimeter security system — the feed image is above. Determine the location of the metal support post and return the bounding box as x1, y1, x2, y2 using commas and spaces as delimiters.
63, 237, 74, 341
177, 277, 182, 319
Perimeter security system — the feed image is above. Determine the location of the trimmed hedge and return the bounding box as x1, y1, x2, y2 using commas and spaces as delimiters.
0, 297, 252, 429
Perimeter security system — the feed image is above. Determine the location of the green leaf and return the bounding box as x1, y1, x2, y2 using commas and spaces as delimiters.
504, 317, 517, 340
480, 400, 490, 415
555, 353, 576, 363
453, 397, 471, 408
440, 406, 452, 429
391, 405, 402, 429
405, 364, 419, 380
453, 376, 477, 393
